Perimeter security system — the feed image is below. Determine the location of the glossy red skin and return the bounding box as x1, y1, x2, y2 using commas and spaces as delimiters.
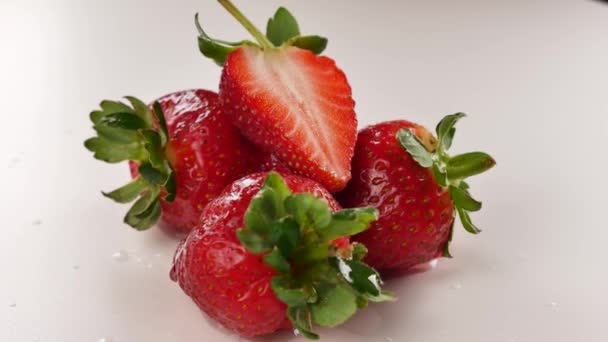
170, 172, 343, 337
337, 121, 455, 272
219, 46, 357, 193
129, 89, 269, 233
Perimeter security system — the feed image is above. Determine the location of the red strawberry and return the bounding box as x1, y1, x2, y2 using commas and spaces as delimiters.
85, 89, 270, 232
195, 1, 357, 192
337, 114, 496, 272
171, 172, 393, 339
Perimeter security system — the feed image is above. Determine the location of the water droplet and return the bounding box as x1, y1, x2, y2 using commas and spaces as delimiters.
98, 338, 113, 342
32, 219, 42, 226
111, 250, 129, 262
429, 259, 439, 268
545, 301, 559, 310
451, 282, 463, 290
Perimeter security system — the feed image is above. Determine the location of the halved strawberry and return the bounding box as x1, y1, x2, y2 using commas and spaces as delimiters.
195, 1, 357, 192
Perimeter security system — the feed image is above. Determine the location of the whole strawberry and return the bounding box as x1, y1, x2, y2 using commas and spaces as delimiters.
171, 172, 393, 339
85, 89, 270, 232
337, 114, 495, 272
195, 1, 357, 192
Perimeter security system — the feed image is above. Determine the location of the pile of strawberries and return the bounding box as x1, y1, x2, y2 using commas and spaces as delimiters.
85, 1, 495, 339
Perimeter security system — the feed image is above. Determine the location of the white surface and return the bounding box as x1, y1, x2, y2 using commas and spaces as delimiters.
1, 0, 608, 341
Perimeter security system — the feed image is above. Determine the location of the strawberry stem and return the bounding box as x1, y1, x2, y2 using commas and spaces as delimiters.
236, 173, 394, 338
217, 0, 275, 49
84, 97, 176, 230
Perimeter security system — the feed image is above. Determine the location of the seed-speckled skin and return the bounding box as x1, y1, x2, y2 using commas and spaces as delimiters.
337, 121, 455, 271
219, 46, 357, 193
170, 172, 343, 337
129, 89, 269, 233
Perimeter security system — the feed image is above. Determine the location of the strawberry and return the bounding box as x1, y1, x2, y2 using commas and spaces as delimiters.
337, 114, 496, 272
85, 89, 270, 232
170, 172, 394, 339
195, 1, 357, 192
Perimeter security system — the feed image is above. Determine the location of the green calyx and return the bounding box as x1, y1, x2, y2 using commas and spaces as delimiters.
396, 113, 496, 257
195, 0, 328, 66
237, 172, 395, 340
84, 97, 175, 230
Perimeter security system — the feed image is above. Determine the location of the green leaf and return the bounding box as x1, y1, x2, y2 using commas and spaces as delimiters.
459, 181, 470, 190
442, 220, 455, 258
284, 193, 332, 230
435, 112, 465, 150
457, 207, 481, 234
138, 163, 166, 185
442, 127, 456, 150
125, 96, 153, 127
93, 123, 140, 144
99, 112, 147, 130
311, 285, 358, 327
164, 170, 176, 202
194, 13, 251, 66
319, 207, 378, 241
90, 110, 106, 124
198, 35, 237, 66
243, 172, 292, 235
294, 244, 330, 263
432, 163, 447, 187
264, 247, 291, 274
102, 177, 148, 203
271, 277, 308, 306
245, 192, 285, 235
124, 187, 161, 230
84, 137, 145, 163
396, 128, 434, 168
100, 100, 133, 114
263, 172, 292, 201
449, 185, 482, 212
152, 102, 168, 145
126, 198, 161, 230
266, 7, 300, 46
356, 296, 369, 309
288, 35, 328, 55
331, 258, 381, 296
269, 217, 300, 257
236, 228, 270, 253
288, 306, 319, 340
364, 291, 397, 302
139, 130, 164, 169
352, 243, 368, 261
446, 152, 496, 180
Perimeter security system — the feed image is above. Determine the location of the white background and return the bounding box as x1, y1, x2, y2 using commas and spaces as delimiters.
1, 0, 607, 341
